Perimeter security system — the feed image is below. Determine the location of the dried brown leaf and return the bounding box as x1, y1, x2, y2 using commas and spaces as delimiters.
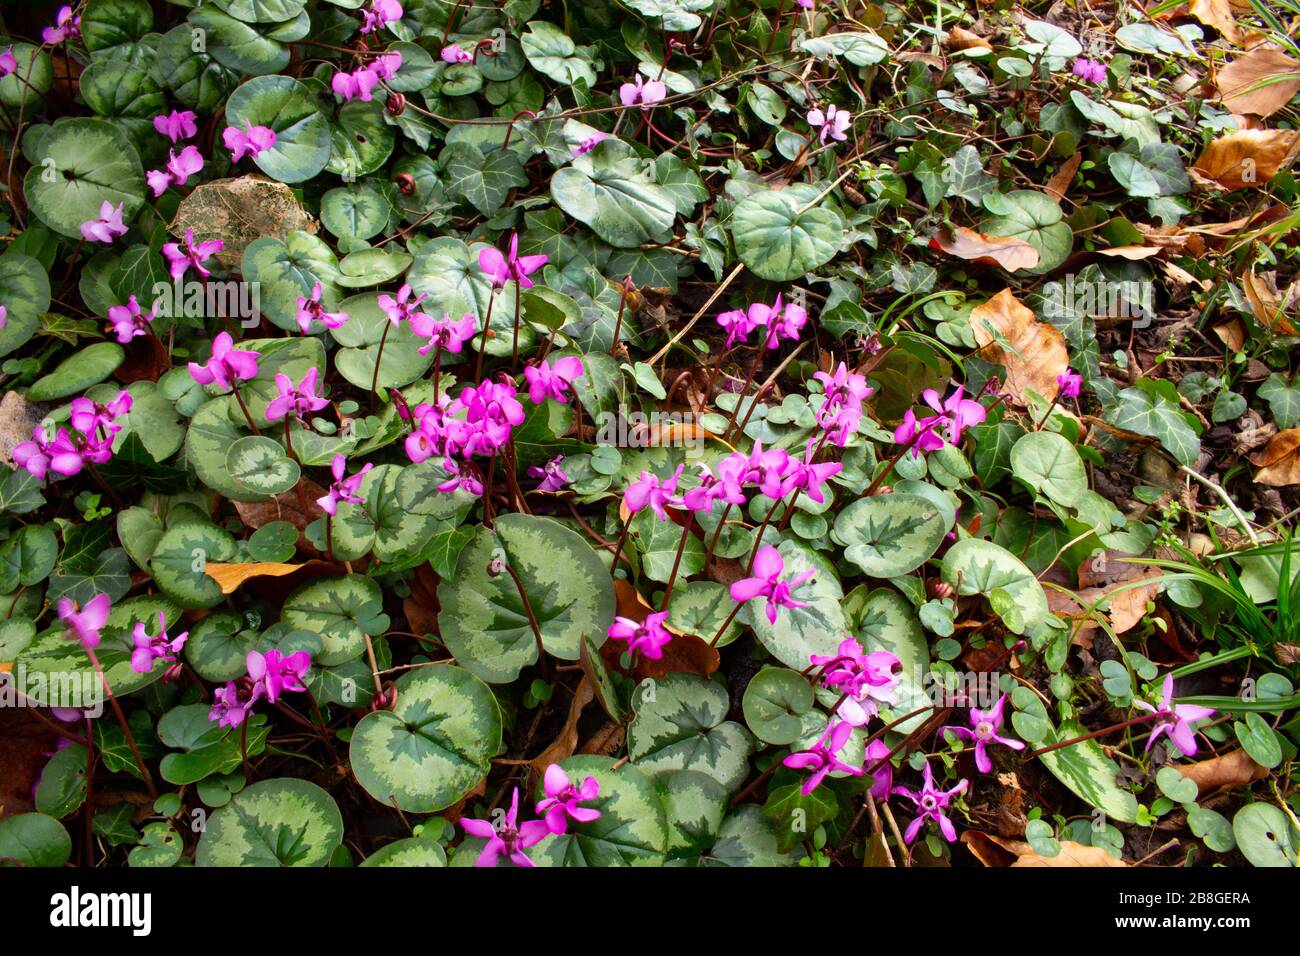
1216, 46, 1300, 116
930, 226, 1040, 271
1191, 129, 1300, 190
1249, 428, 1300, 485
1176, 748, 1268, 794
971, 288, 1070, 405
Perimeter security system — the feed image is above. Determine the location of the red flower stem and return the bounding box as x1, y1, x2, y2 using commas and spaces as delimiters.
660, 518, 694, 609
84, 645, 157, 797
708, 599, 744, 647
231, 383, 262, 436
370, 320, 392, 402
500, 559, 549, 678
608, 511, 634, 574
1024, 710, 1171, 760
474, 293, 497, 381
703, 501, 733, 568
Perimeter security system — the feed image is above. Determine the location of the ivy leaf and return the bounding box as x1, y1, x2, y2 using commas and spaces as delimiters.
1105, 381, 1202, 466
942, 145, 996, 204
442, 143, 529, 217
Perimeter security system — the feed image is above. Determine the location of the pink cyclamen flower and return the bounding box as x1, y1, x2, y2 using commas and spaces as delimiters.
246, 648, 311, 705
162, 228, 223, 281
223, 123, 277, 163
108, 295, 156, 344
460, 788, 549, 867
317, 455, 373, 516
372, 52, 403, 80
332, 67, 380, 102
741, 440, 791, 499
153, 110, 198, 143
188, 331, 260, 392
455, 380, 525, 458
0, 304, 7, 328
361, 0, 403, 33
524, 355, 584, 405
619, 74, 667, 111
807, 104, 851, 145
1133, 674, 1215, 757
296, 282, 349, 334
780, 438, 843, 505
266, 368, 329, 422
209, 681, 259, 728
572, 133, 606, 157
1057, 369, 1082, 399
436, 458, 484, 496
810, 639, 901, 726
894, 385, 986, 455
377, 283, 428, 328
440, 45, 474, 64
42, 6, 80, 45
414, 312, 477, 356
13, 427, 83, 480
940, 693, 1025, 773
1072, 57, 1107, 84
680, 456, 747, 512
528, 455, 570, 492
79, 201, 128, 244
405, 394, 467, 463
624, 465, 684, 521
58, 594, 111, 650
147, 145, 204, 197
814, 362, 873, 446
607, 610, 673, 661
70, 390, 132, 445
0, 47, 16, 78
866, 739, 892, 799
535, 764, 601, 835
796, 0, 813, 8
783, 721, 863, 795
130, 613, 189, 675
716, 306, 763, 349
893, 760, 968, 844
730, 545, 814, 625
331, 53, 399, 102
755, 294, 807, 349
478, 233, 548, 290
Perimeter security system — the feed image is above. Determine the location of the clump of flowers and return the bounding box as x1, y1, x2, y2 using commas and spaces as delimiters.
332, 52, 403, 102
14, 390, 132, 481
894, 385, 987, 456
1072, 57, 1107, 84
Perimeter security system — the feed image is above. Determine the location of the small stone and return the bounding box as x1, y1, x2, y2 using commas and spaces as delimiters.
0, 391, 51, 467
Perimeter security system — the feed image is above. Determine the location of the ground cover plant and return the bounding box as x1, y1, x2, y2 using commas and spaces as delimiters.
0, 0, 1298, 870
